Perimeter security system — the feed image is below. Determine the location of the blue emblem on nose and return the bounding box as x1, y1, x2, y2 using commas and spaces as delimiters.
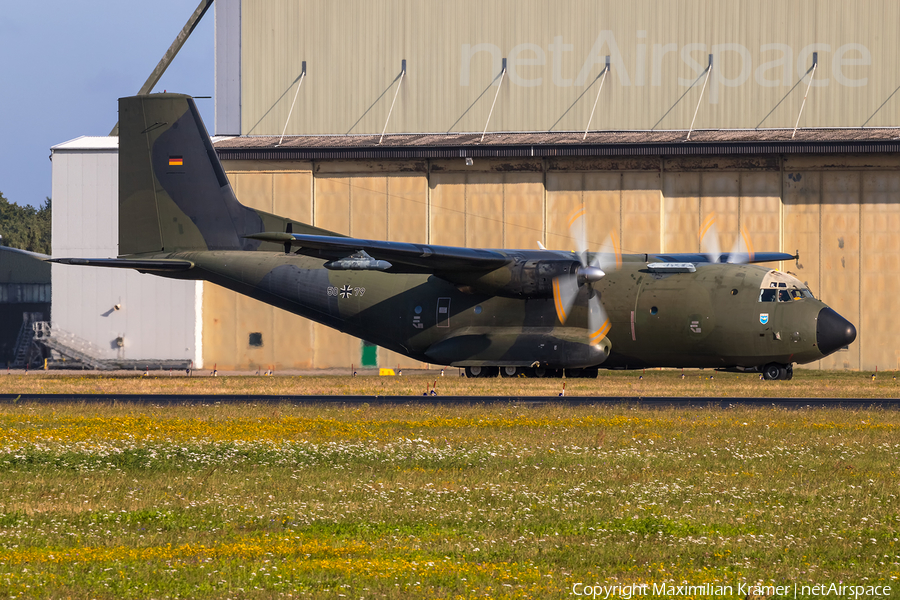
759, 313, 769, 325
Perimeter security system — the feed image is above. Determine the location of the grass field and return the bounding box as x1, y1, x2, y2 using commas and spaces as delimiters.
0, 387, 898, 599
1, 368, 899, 398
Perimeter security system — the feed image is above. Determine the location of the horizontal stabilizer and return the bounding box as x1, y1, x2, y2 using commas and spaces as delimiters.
244, 233, 510, 272
48, 258, 194, 271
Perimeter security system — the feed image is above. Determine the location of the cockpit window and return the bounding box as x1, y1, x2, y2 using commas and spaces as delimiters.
759, 288, 813, 302
759, 287, 812, 303
758, 270, 815, 302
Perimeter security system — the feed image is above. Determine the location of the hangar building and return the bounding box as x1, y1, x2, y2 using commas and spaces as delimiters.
0, 247, 51, 367
52, 0, 900, 371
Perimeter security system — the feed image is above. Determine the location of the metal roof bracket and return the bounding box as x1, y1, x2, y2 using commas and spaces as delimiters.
480, 58, 507, 143
278, 61, 307, 147
583, 56, 611, 141
686, 54, 713, 141
379, 60, 407, 145
792, 52, 818, 140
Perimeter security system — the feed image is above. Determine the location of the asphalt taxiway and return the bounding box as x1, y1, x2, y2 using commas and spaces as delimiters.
0, 393, 897, 408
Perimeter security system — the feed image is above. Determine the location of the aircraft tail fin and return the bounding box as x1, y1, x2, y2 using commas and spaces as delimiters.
118, 93, 337, 256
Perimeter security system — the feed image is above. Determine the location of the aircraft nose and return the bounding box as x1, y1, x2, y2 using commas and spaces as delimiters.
816, 307, 857, 356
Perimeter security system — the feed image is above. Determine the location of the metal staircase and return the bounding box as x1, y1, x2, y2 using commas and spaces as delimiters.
11, 316, 38, 368
29, 322, 192, 371
31, 322, 114, 370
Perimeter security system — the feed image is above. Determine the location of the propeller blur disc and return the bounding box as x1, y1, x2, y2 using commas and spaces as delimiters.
587, 294, 611, 346
552, 206, 617, 344
700, 213, 722, 263
552, 275, 580, 324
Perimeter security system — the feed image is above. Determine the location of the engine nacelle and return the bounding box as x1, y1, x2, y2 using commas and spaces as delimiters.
443, 258, 577, 298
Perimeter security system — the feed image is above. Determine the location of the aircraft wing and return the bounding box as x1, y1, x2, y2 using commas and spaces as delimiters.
245, 233, 510, 273
651, 251, 797, 264
48, 258, 195, 271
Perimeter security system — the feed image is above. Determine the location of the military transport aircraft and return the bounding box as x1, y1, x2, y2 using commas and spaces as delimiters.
52, 94, 857, 380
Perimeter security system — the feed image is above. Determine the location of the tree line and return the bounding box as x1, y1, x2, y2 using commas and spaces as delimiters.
0, 192, 51, 255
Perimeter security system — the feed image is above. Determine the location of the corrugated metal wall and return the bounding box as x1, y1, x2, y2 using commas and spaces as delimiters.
216, 154, 900, 371
238, 0, 900, 135
50, 144, 202, 365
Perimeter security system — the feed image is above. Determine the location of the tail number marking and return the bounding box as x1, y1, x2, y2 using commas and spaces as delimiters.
327, 286, 366, 298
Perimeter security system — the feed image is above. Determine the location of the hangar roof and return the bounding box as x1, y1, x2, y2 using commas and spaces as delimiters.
214, 128, 900, 160
0, 247, 50, 284
51, 136, 118, 153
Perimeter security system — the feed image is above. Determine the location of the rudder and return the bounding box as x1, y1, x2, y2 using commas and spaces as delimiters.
118, 93, 337, 256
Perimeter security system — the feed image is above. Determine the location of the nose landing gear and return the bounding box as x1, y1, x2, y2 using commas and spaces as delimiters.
762, 363, 793, 381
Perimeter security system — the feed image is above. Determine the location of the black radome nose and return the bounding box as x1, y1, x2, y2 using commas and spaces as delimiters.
816, 307, 857, 356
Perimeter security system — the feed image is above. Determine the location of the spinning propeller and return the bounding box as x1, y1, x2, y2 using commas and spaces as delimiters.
700, 212, 755, 264
551, 207, 621, 346
548, 210, 762, 345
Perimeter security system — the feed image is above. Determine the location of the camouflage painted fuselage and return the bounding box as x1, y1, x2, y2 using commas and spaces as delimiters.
53, 93, 856, 375
152, 249, 832, 370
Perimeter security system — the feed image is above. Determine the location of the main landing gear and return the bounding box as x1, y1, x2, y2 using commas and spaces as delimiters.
465, 366, 598, 379
464, 366, 500, 378
762, 362, 793, 381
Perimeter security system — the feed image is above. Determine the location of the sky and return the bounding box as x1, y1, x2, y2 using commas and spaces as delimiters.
0, 1, 215, 209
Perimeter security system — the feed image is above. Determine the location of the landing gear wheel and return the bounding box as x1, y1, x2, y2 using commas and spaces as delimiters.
465, 366, 482, 378
529, 367, 562, 378
785, 364, 794, 380
762, 363, 787, 381
500, 366, 521, 378
465, 366, 499, 378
